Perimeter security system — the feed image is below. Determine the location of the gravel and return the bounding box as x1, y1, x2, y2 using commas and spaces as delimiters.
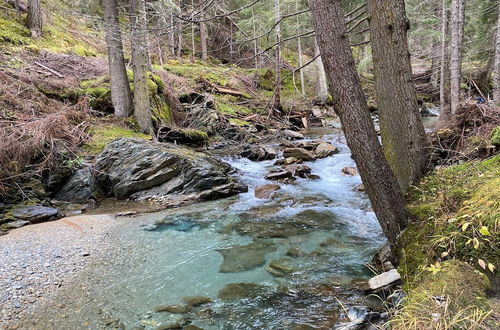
0, 214, 119, 328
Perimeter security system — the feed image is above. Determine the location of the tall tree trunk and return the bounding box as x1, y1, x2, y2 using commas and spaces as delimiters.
103, 0, 133, 118
191, 0, 196, 62
272, 0, 282, 114
493, 2, 500, 107
200, 17, 208, 61
252, 8, 259, 69
314, 37, 328, 103
310, 0, 407, 248
440, 0, 451, 108
430, 1, 443, 89
450, 0, 466, 114
130, 0, 153, 134
367, 0, 429, 192
27, 0, 42, 38
170, 12, 177, 57
296, 0, 305, 95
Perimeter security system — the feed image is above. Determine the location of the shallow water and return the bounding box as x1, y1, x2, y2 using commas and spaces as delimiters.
21, 131, 385, 329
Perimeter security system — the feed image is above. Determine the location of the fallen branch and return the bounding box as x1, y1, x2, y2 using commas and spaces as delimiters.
33, 61, 64, 78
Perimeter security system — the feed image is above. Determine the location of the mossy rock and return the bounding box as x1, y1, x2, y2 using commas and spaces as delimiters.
83, 125, 150, 154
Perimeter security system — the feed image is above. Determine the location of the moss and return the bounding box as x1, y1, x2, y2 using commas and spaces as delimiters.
391, 260, 492, 329
217, 102, 253, 116
490, 126, 500, 146
180, 128, 209, 142
397, 156, 500, 327
0, 17, 30, 45
83, 125, 150, 154
229, 118, 251, 127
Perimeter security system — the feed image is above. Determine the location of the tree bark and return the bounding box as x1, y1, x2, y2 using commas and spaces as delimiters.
296, 0, 305, 95
493, 2, 500, 107
200, 16, 208, 61
103, 0, 133, 118
450, 0, 466, 114
130, 0, 153, 134
367, 0, 429, 192
310, 0, 407, 248
27, 0, 42, 38
440, 0, 451, 108
271, 0, 282, 114
314, 37, 328, 103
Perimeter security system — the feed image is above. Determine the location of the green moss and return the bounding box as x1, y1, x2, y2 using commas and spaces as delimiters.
490, 126, 500, 146
391, 260, 492, 329
83, 125, 150, 154
397, 156, 500, 327
229, 118, 251, 127
0, 17, 30, 45
217, 102, 252, 116
181, 128, 209, 142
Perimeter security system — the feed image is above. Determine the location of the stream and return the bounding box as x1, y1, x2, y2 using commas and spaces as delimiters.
17, 129, 386, 329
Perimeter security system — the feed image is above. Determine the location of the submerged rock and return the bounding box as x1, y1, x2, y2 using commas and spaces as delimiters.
94, 138, 247, 201
182, 296, 212, 306
265, 169, 294, 182
12, 206, 59, 223
286, 247, 303, 257
266, 258, 295, 277
217, 241, 276, 273
230, 221, 305, 238
154, 304, 191, 313
291, 209, 336, 229
218, 282, 267, 300
254, 184, 281, 199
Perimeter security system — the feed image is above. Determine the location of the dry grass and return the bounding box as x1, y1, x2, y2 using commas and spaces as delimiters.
0, 70, 88, 197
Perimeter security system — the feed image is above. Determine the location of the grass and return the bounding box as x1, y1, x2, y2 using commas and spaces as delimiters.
395, 155, 500, 328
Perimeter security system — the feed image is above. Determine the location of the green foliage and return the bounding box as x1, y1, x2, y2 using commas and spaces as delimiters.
83, 125, 149, 154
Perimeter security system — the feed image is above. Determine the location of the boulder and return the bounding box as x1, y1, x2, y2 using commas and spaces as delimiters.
283, 148, 316, 161
315, 143, 339, 158
285, 164, 312, 178
284, 157, 302, 165
55, 168, 103, 202
182, 296, 212, 306
265, 170, 294, 181
341, 166, 358, 176
241, 146, 277, 161
94, 138, 247, 201
255, 184, 281, 199
155, 305, 191, 313
157, 126, 209, 146
12, 206, 59, 223
5, 220, 30, 229
283, 129, 305, 140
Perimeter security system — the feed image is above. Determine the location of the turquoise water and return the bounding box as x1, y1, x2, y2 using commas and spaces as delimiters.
24, 132, 385, 329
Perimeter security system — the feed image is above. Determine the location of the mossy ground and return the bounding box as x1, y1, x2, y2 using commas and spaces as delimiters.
396, 156, 500, 328
0, 0, 101, 56
83, 124, 150, 155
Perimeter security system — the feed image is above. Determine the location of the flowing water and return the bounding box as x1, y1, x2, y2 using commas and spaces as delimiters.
23, 129, 385, 329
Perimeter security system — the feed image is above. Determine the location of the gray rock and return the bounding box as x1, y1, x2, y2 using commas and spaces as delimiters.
361, 269, 401, 292
55, 168, 103, 202
5, 220, 30, 229
94, 138, 247, 201
12, 206, 59, 223
283, 129, 305, 140
240, 146, 277, 161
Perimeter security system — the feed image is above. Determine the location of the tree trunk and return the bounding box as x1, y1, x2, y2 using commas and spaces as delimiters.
103, 0, 133, 118
430, 1, 443, 89
252, 8, 259, 69
170, 12, 177, 57
493, 2, 500, 107
27, 0, 42, 38
272, 0, 282, 114
450, 0, 466, 114
130, 0, 153, 134
367, 0, 429, 192
191, 0, 196, 62
314, 37, 328, 103
310, 0, 407, 248
440, 0, 451, 108
200, 17, 208, 61
296, 0, 305, 95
